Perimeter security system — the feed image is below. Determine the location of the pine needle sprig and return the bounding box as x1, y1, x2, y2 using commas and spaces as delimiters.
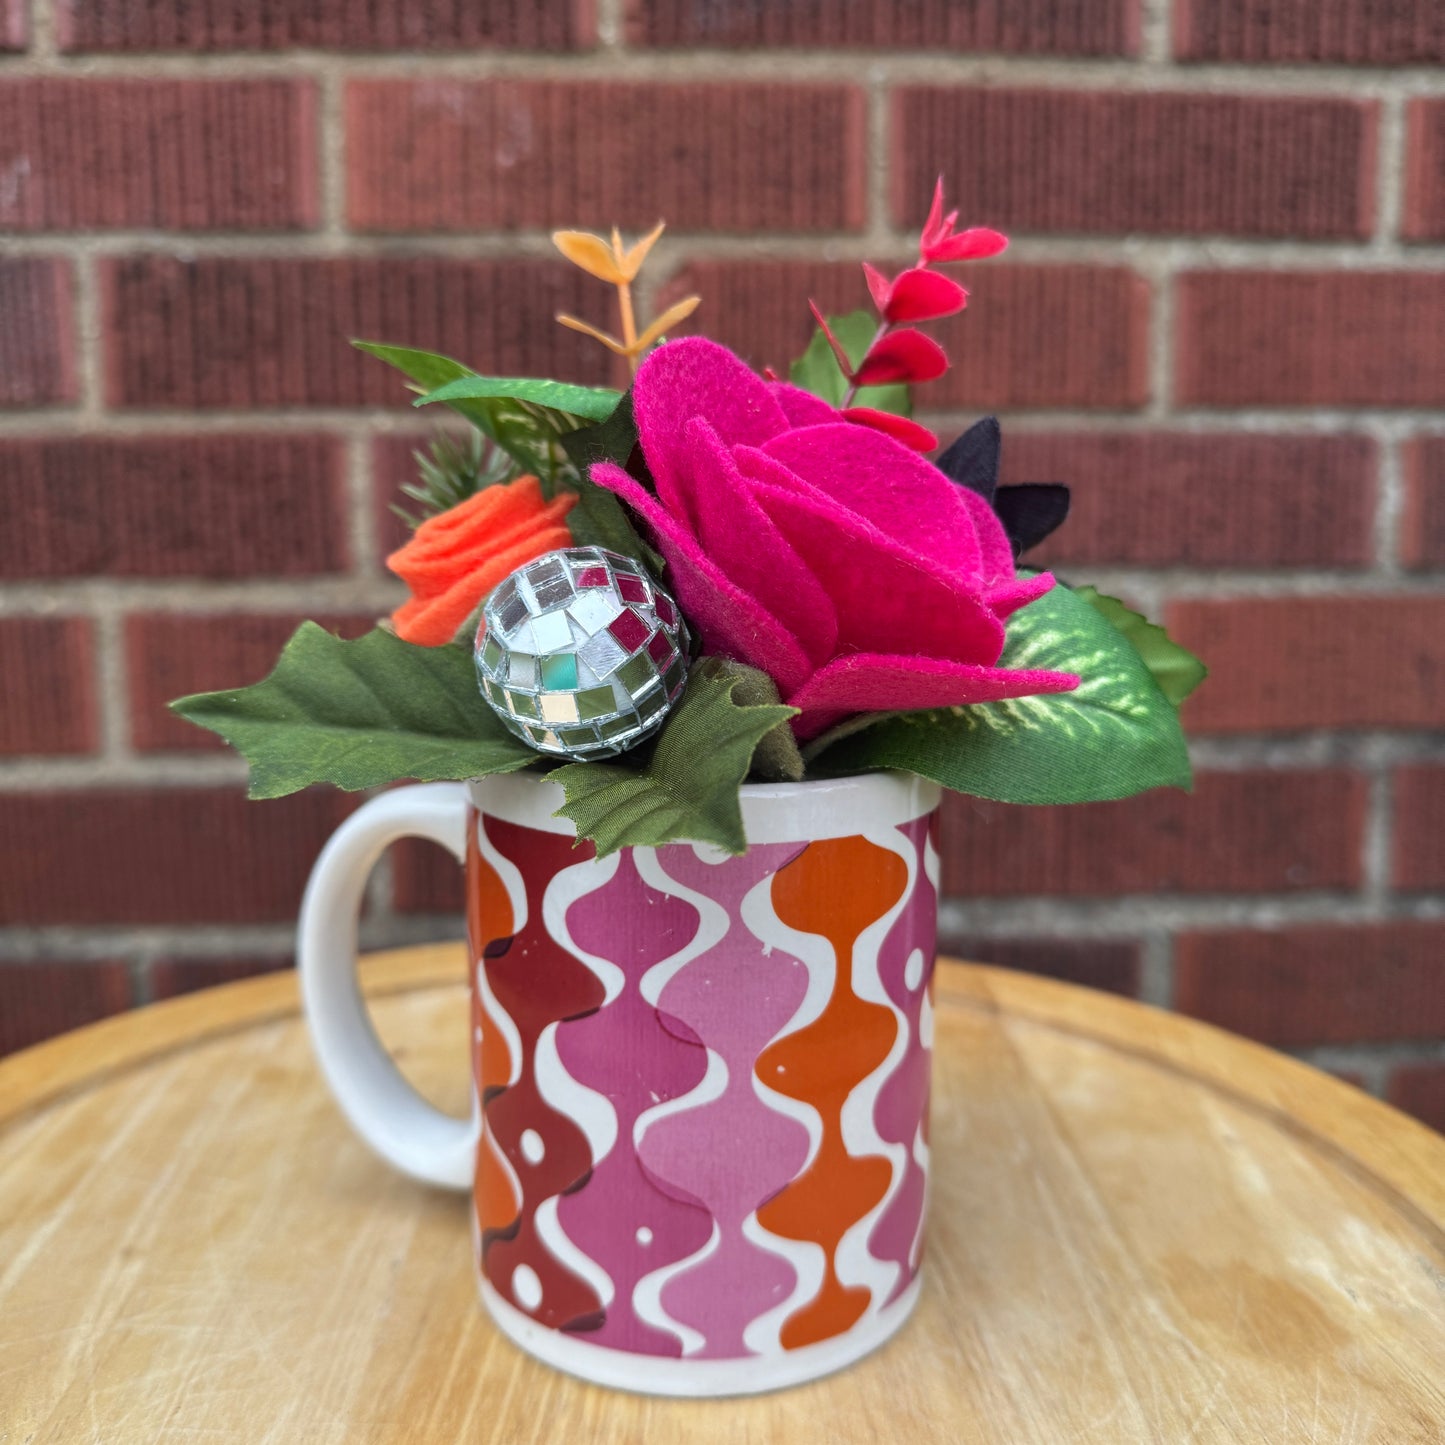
390, 430, 517, 531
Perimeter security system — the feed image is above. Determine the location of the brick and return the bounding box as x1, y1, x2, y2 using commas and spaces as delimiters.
0, 80, 317, 232
1004, 432, 1375, 569
1386, 1064, 1445, 1135
936, 935, 1141, 996
56, 0, 593, 50
1175, 923, 1445, 1047
1405, 101, 1445, 242
0, 435, 348, 579
1391, 765, 1445, 893
0, 788, 353, 926
1167, 598, 1445, 735
0, 961, 134, 1056
895, 90, 1374, 241
126, 613, 378, 752
394, 837, 466, 914
148, 955, 291, 1001
629, 0, 1135, 51
348, 80, 865, 234
1176, 272, 1445, 409
102, 256, 611, 409
1, 0, 25, 48
660, 261, 1150, 410
0, 617, 98, 756
0, 258, 74, 407
1401, 436, 1445, 568
1175, 0, 1445, 64
939, 770, 1363, 899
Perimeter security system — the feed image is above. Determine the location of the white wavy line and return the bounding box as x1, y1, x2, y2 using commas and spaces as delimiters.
632, 846, 729, 1007
545, 849, 625, 1004
740, 871, 824, 1172
632, 1043, 727, 1151
739, 1212, 825, 1358
910, 1120, 931, 1274
919, 977, 935, 1051
534, 1020, 617, 1167
534, 1193, 616, 1310
834, 825, 918, 1317
474, 818, 525, 1088
633, 1218, 719, 1357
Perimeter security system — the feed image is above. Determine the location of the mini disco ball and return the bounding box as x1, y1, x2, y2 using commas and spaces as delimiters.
474, 546, 690, 761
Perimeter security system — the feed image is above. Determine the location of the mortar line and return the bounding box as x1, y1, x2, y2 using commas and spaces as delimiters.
4, 49, 1445, 92
8, 231, 1445, 268
90, 604, 132, 764
1139, 0, 1173, 67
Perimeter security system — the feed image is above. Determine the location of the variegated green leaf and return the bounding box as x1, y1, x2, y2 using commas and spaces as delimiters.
811, 582, 1192, 803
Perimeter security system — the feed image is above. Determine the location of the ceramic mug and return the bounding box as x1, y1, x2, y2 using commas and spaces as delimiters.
298, 769, 941, 1397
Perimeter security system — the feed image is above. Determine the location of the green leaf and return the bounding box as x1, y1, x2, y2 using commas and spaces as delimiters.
1073, 586, 1208, 707
704, 658, 804, 782
550, 657, 798, 856
811, 583, 1192, 804
354, 341, 574, 483
169, 623, 537, 799
789, 310, 911, 416
417, 374, 621, 423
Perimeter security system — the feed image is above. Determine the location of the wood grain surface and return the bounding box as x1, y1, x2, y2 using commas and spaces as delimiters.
2, 947, 1443, 1443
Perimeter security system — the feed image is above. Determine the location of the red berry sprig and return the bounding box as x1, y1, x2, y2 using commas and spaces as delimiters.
811, 180, 1008, 452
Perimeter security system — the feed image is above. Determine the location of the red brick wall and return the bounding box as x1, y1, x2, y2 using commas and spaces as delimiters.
1, 0, 1443, 1133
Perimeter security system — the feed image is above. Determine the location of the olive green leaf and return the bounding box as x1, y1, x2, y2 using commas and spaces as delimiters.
1073, 586, 1208, 707
810, 582, 1192, 804
551, 658, 798, 856
170, 623, 536, 799
355, 341, 591, 484
790, 310, 911, 416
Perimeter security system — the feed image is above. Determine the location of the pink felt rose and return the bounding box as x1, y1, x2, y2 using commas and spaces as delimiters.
591, 338, 1079, 740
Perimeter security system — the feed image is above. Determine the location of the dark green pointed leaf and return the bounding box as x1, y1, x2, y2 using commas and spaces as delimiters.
789, 310, 911, 416
550, 658, 798, 856
811, 583, 1192, 804
417, 374, 621, 423
170, 623, 537, 799
560, 391, 638, 471
1073, 586, 1208, 707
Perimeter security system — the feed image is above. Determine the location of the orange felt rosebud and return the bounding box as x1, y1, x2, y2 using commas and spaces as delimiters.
387, 476, 576, 647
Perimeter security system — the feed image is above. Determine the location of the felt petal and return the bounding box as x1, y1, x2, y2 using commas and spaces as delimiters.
736, 448, 1004, 666
681, 418, 838, 666
759, 423, 985, 583
841, 407, 938, 452
986, 570, 1056, 620
631, 337, 790, 529
956, 485, 1018, 586
768, 382, 841, 428
928, 227, 1008, 262
787, 652, 1080, 741
852, 328, 948, 386
590, 461, 814, 696
880, 268, 967, 323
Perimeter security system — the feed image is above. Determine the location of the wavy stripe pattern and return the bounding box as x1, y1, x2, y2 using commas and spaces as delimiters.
467, 805, 937, 1362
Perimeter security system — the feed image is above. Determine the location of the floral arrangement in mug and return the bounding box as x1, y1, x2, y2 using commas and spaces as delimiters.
173, 184, 1205, 856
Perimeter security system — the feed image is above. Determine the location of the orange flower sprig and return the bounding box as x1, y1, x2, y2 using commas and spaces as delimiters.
553, 222, 700, 376
388, 476, 575, 646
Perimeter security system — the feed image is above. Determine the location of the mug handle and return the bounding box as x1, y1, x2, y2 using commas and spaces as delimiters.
297, 781, 474, 1191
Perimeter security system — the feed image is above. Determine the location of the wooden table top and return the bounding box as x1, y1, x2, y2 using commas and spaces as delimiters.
2, 947, 1443, 1443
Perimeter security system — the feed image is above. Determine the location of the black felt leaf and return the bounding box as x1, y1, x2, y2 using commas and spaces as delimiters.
935, 416, 1001, 504
994, 483, 1072, 557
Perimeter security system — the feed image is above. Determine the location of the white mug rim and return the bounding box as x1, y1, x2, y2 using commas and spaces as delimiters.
466, 768, 941, 845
